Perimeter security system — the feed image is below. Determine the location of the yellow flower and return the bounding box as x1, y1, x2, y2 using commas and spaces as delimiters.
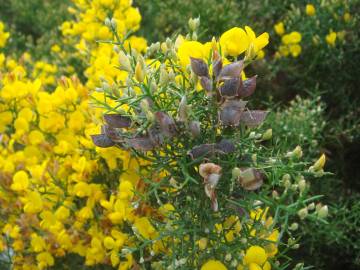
220, 27, 249, 57
274, 22, 285, 36
177, 40, 206, 68
133, 217, 157, 239
306, 4, 316, 16
201, 260, 227, 270
244, 246, 268, 266
313, 154, 326, 171
11, 170, 29, 191
289, 44, 302, 57
282, 32, 302, 45
326, 31, 337, 46
24, 191, 43, 214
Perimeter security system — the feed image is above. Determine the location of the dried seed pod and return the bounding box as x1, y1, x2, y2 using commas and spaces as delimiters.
188, 144, 215, 159
218, 61, 244, 80
200, 76, 212, 93
104, 114, 132, 128
216, 139, 236, 154
154, 112, 177, 137
189, 121, 201, 138
238, 168, 264, 191
190, 57, 209, 77
148, 125, 164, 146
239, 110, 268, 127
101, 125, 123, 142
125, 137, 155, 151
238, 75, 257, 98
219, 77, 241, 97
91, 134, 115, 148
219, 100, 247, 126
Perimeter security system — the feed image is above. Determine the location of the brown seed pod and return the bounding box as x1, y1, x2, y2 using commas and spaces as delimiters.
238, 75, 257, 98
91, 134, 115, 148
200, 76, 213, 93
104, 114, 132, 128
219, 99, 247, 126
154, 111, 177, 137
125, 137, 155, 151
190, 57, 209, 77
218, 61, 244, 80
219, 77, 241, 98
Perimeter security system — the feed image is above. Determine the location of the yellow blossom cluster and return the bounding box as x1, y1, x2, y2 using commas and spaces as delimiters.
0, 1, 158, 268
274, 3, 352, 58
60, 0, 147, 89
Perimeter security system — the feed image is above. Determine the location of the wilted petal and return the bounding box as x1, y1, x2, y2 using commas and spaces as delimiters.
125, 137, 155, 151
238, 75, 257, 98
219, 77, 241, 97
238, 168, 264, 191
199, 163, 222, 179
104, 114, 132, 128
190, 57, 209, 77
239, 110, 268, 127
91, 134, 115, 148
188, 144, 215, 159
218, 61, 244, 80
154, 112, 177, 137
219, 100, 247, 126
216, 139, 236, 154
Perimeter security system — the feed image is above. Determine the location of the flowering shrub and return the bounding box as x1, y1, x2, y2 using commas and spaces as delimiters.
0, 1, 339, 270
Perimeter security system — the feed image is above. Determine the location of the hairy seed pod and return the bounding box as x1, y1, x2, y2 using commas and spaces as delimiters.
104, 114, 132, 128
218, 61, 244, 80
91, 134, 115, 148
154, 112, 177, 137
190, 57, 209, 77
219, 100, 247, 126
219, 77, 241, 97
238, 75, 257, 98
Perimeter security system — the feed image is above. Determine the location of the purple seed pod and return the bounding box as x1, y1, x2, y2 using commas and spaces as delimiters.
190, 57, 209, 78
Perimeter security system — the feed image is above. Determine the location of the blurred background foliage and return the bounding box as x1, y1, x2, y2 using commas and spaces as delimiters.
1, 0, 360, 269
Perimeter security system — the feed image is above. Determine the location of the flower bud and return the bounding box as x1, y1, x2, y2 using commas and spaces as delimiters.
307, 202, 315, 210
317, 205, 328, 219
232, 167, 241, 178
104, 18, 111, 28
111, 18, 117, 29
188, 17, 200, 31
159, 65, 169, 86
298, 179, 306, 192
261, 128, 272, 141
118, 51, 132, 72
135, 57, 146, 82
289, 222, 299, 231
312, 154, 326, 171
297, 207, 308, 220
286, 145, 303, 159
